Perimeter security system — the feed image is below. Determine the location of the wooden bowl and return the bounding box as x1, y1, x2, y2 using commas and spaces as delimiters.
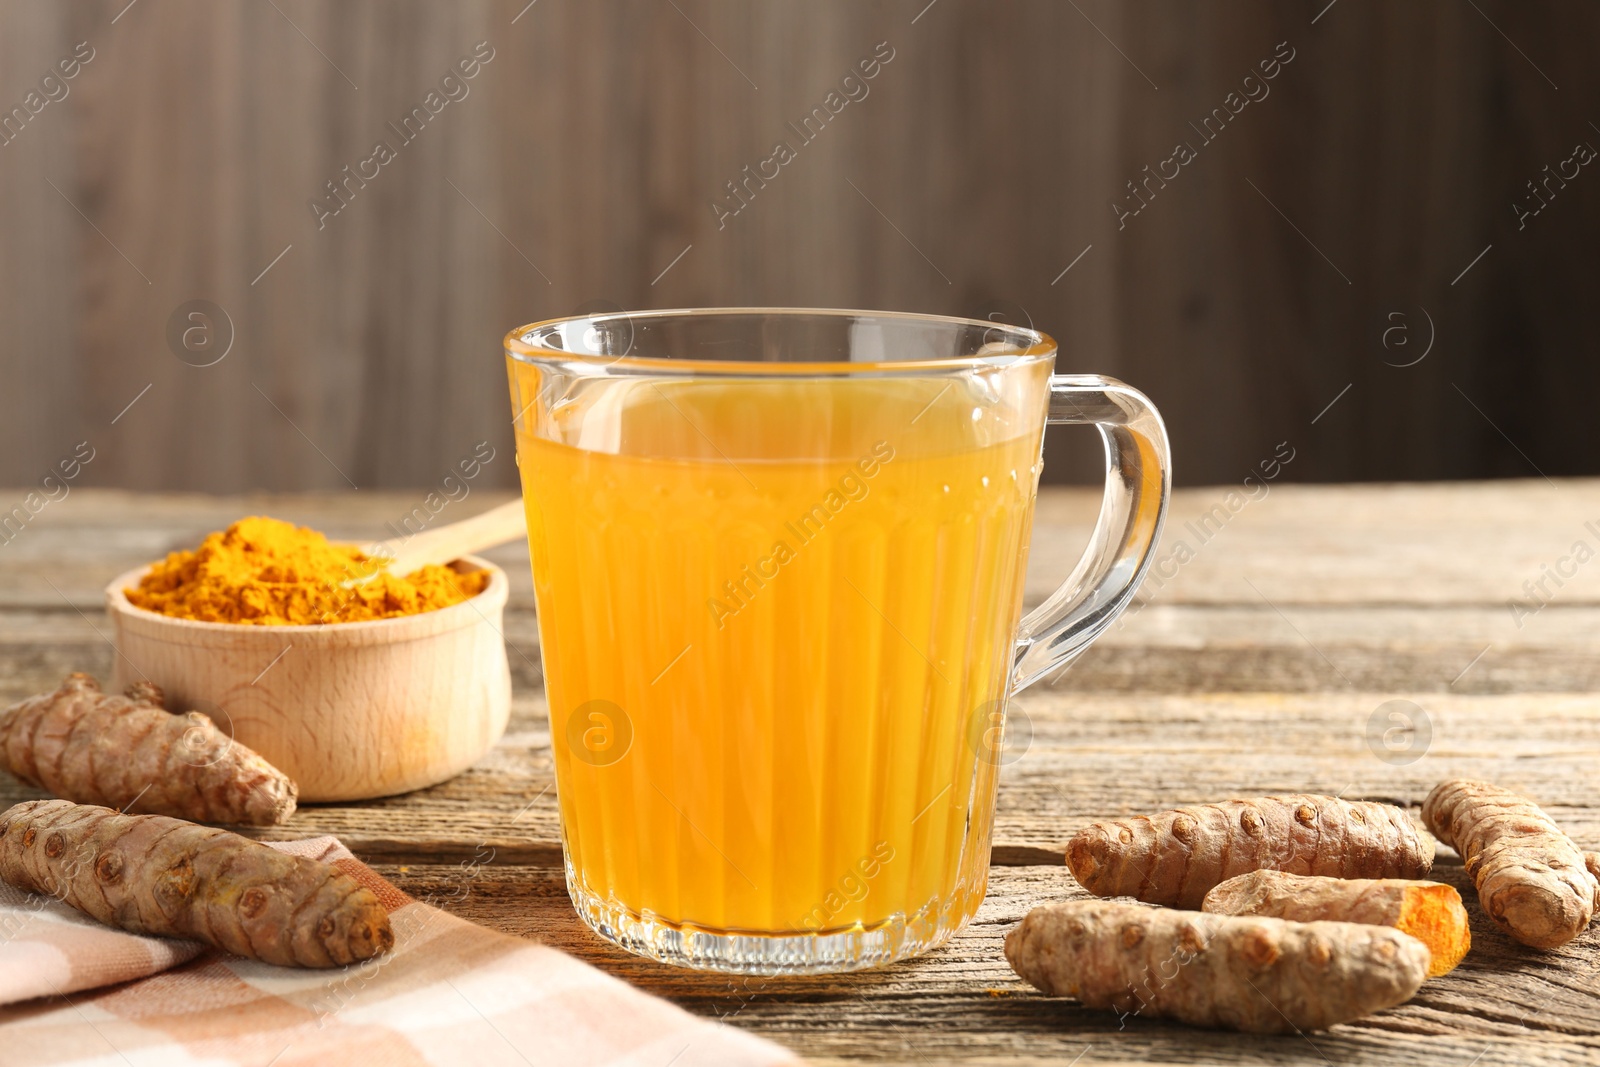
103, 556, 512, 802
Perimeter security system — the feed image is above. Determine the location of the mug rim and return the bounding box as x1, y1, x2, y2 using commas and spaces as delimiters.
503, 307, 1056, 375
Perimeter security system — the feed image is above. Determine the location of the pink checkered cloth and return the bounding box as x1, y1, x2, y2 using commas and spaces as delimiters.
0, 837, 798, 1067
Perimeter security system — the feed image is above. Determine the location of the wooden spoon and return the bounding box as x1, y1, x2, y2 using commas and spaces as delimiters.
359, 499, 528, 578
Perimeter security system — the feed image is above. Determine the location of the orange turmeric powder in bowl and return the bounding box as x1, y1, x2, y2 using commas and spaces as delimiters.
126, 516, 489, 625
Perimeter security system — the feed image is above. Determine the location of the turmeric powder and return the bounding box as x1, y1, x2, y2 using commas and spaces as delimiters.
126, 516, 487, 625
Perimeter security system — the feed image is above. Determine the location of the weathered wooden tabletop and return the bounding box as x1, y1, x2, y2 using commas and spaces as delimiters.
2, 484, 1598, 1066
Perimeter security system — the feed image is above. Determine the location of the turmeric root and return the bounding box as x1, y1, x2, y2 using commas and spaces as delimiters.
1423, 778, 1600, 950
1203, 870, 1470, 976
1005, 900, 1429, 1033
0, 800, 391, 967
1067, 795, 1434, 909
0, 673, 295, 825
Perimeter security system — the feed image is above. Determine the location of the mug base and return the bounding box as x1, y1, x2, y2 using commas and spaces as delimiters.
566, 862, 976, 975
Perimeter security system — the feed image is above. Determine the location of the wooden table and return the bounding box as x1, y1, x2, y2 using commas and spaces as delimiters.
2, 484, 1598, 1065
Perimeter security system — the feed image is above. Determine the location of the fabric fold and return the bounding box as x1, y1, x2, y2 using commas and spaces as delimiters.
0, 835, 798, 1067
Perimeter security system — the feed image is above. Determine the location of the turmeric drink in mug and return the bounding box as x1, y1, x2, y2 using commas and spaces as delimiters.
506, 310, 1169, 974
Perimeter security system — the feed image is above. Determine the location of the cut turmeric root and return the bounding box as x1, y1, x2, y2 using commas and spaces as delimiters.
0, 800, 391, 968
0, 673, 295, 825
1203, 870, 1470, 976
1067, 795, 1434, 909
1005, 899, 1430, 1033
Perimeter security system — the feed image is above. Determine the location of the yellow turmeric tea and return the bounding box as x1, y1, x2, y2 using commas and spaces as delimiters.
515, 369, 1046, 943
128, 516, 487, 624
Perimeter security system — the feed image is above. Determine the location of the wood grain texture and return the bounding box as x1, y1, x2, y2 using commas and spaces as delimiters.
11, 686, 1595, 870
5, 480, 1600, 608
2, 2, 1596, 491
0, 487, 1597, 1063
371, 863, 1600, 1066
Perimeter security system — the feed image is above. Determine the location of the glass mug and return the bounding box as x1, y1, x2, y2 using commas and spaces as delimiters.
505, 309, 1169, 974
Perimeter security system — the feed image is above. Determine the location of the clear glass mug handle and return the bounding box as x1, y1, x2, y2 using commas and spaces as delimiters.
1011, 375, 1171, 694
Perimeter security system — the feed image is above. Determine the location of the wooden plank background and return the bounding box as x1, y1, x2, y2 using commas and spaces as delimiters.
0, 0, 1595, 492
1, 484, 1599, 1064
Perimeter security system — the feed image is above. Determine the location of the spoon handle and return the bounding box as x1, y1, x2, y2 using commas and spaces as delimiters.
365, 499, 527, 576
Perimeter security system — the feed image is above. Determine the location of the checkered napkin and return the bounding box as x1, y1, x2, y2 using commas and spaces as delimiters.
0, 836, 799, 1067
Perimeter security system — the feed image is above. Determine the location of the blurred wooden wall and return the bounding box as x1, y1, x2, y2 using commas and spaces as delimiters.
0, 0, 1595, 491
